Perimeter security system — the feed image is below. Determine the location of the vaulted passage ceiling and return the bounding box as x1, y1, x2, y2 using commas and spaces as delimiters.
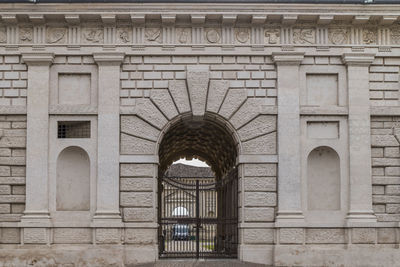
158, 116, 238, 179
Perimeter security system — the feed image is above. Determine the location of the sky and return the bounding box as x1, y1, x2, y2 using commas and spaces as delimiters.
172, 158, 209, 167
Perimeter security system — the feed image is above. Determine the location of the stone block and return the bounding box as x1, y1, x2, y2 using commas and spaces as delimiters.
373, 158, 400, 167
244, 207, 274, 222
0, 177, 25, 185
377, 228, 396, 244
23, 228, 47, 244
377, 214, 400, 222
53, 228, 92, 244
386, 185, 400, 195
187, 68, 209, 117
279, 228, 304, 244
244, 164, 276, 177
352, 228, 376, 244
243, 228, 274, 244
120, 178, 153, 192
385, 147, 400, 158
150, 89, 179, 120
242, 132, 276, 155
95, 228, 121, 244
0, 137, 26, 148
373, 195, 400, 204
123, 208, 154, 222
11, 204, 24, 213
1, 228, 20, 244
125, 228, 156, 244
11, 166, 25, 176
0, 157, 25, 166
206, 80, 229, 113
244, 177, 276, 192
386, 204, 400, 213
0, 204, 10, 213
230, 98, 263, 129
135, 99, 168, 130
373, 204, 385, 213
0, 195, 25, 203
120, 192, 153, 207
0, 166, 10, 177
306, 229, 346, 244
372, 167, 384, 176
12, 185, 25, 195
386, 167, 400, 176
372, 185, 385, 195
0, 185, 11, 195
120, 133, 156, 154
169, 80, 191, 114
120, 164, 154, 177
218, 89, 247, 119
172, 56, 197, 64
244, 192, 276, 207
371, 135, 398, 147
238, 115, 276, 142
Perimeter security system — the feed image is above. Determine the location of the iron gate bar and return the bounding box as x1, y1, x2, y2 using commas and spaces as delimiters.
158, 167, 238, 259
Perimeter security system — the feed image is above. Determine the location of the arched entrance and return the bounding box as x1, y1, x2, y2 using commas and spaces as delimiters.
157, 114, 239, 259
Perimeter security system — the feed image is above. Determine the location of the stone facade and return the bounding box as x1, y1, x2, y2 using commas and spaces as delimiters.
0, 2, 399, 266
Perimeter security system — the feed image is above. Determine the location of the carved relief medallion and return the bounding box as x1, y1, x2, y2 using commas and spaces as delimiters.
264, 28, 280, 44
145, 28, 162, 43
328, 28, 348, 45
293, 28, 315, 44
205, 29, 221, 43
0, 27, 6, 43
47, 28, 67, 44
363, 28, 377, 44
82, 28, 103, 43
176, 28, 191, 44
235, 28, 250, 44
117, 28, 131, 43
19, 27, 33, 43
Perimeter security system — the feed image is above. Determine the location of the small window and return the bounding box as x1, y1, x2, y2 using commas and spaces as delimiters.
57, 121, 91, 138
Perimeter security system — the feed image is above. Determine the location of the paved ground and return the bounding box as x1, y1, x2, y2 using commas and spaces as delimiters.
131, 260, 268, 267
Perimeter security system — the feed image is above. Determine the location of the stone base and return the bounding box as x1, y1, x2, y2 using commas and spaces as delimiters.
239, 244, 274, 265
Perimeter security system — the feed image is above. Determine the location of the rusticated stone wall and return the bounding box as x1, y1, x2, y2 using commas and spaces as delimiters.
371, 116, 400, 222
0, 115, 26, 222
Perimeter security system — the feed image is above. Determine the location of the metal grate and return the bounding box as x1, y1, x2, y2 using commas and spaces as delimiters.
57, 121, 91, 138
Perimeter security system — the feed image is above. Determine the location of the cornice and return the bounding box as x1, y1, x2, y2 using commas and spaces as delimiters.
342, 52, 376, 65
272, 52, 305, 65
21, 52, 54, 65
93, 52, 125, 65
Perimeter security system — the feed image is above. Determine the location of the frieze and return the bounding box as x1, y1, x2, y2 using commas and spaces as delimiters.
82, 27, 103, 43
117, 28, 131, 44
235, 28, 250, 44
293, 28, 316, 44
0, 27, 6, 43
145, 27, 162, 43
391, 24, 400, 45
19, 27, 33, 43
328, 28, 348, 45
363, 28, 377, 45
264, 28, 280, 44
46, 28, 67, 44
205, 28, 221, 44
176, 28, 191, 44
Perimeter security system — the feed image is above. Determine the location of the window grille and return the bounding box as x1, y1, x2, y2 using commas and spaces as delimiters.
57, 121, 91, 138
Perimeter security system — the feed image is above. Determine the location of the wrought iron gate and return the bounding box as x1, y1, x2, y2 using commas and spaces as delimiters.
158, 168, 238, 259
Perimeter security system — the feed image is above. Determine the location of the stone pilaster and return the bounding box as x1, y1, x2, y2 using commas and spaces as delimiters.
93, 52, 125, 226
272, 52, 305, 226
21, 53, 54, 226
342, 53, 377, 226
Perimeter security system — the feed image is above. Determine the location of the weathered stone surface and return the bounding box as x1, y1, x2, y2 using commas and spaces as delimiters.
206, 80, 229, 113
23, 228, 47, 244
120, 164, 154, 177
386, 204, 400, 213
0, 228, 20, 244
0, 204, 10, 213
53, 228, 92, 244
0, 195, 25, 203
385, 167, 400, 176
244, 177, 276, 192
218, 89, 247, 119
373, 195, 400, 204
120, 133, 156, 154
0, 177, 25, 185
0, 185, 11, 195
243, 228, 274, 244
377, 228, 396, 244
244, 207, 275, 222
279, 228, 304, 244
121, 116, 160, 142
120, 178, 153, 191
371, 135, 399, 147
125, 228, 156, 244
168, 80, 191, 114
305, 229, 346, 244
230, 98, 263, 129
352, 228, 376, 244
95, 228, 121, 244
244, 164, 276, 177
123, 208, 154, 222
135, 98, 168, 130
373, 158, 400, 167
385, 147, 400, 158
120, 192, 153, 207
0, 166, 10, 177
0, 157, 25, 166
242, 132, 276, 154
0, 137, 26, 148
244, 192, 276, 207
238, 115, 276, 142
187, 69, 209, 117
150, 89, 179, 120
386, 185, 400, 194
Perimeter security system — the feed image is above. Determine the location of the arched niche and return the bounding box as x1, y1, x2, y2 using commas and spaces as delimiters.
56, 146, 90, 211
307, 146, 340, 211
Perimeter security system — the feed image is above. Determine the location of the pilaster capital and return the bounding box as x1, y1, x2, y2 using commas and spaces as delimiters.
272, 52, 305, 66
93, 52, 125, 65
342, 53, 375, 66
22, 53, 54, 66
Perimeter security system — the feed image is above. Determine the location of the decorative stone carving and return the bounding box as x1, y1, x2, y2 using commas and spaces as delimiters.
82, 28, 103, 43
176, 28, 191, 44
293, 28, 316, 44
19, 27, 33, 43
205, 28, 221, 43
363, 28, 377, 44
329, 28, 348, 45
46, 28, 67, 44
117, 28, 130, 43
265, 28, 280, 44
145, 27, 162, 43
0, 28, 6, 43
235, 28, 250, 44
391, 25, 400, 45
